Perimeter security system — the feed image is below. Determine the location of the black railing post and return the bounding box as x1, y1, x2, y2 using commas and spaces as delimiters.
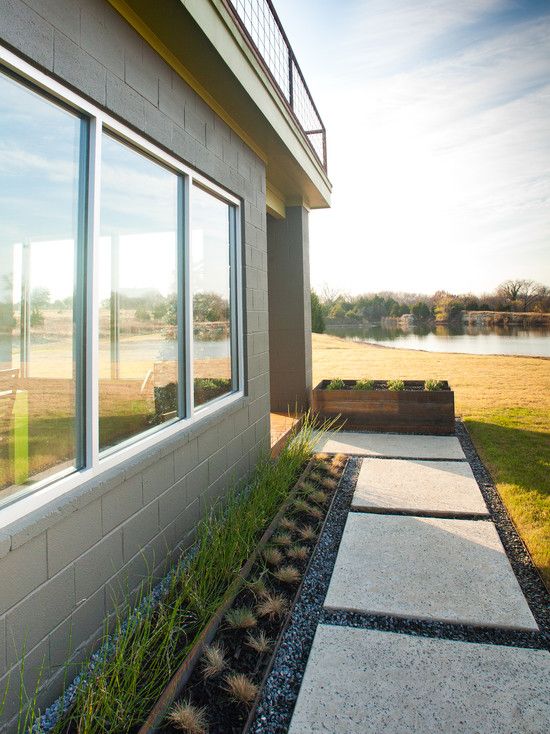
288, 49, 293, 108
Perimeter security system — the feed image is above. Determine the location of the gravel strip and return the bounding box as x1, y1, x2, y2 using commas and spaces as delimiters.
248, 457, 360, 734
455, 419, 550, 637
320, 610, 548, 650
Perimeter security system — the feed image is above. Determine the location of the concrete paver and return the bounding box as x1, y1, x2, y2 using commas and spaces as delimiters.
315, 431, 466, 459
324, 513, 537, 630
352, 458, 489, 516
289, 625, 550, 734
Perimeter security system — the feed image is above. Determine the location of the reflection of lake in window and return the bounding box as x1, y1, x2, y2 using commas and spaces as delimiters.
192, 186, 234, 407
0, 69, 84, 498
99, 134, 179, 453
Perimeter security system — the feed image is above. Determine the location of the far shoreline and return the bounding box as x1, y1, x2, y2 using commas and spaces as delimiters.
318, 330, 550, 360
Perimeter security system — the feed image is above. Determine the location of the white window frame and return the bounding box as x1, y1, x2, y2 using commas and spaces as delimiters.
0, 45, 245, 528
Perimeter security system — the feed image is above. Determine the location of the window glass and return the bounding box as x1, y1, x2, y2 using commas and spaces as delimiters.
99, 134, 179, 452
191, 186, 234, 407
0, 72, 85, 501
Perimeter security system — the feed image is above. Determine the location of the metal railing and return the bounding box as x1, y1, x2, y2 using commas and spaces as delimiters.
225, 0, 327, 171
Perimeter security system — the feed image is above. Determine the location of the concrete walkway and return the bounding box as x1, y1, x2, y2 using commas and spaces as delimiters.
289, 432, 550, 733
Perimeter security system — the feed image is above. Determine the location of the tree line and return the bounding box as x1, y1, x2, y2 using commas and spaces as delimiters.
311, 279, 550, 333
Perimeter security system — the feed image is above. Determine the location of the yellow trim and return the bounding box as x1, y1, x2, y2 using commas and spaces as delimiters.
266, 184, 286, 219
107, 0, 267, 164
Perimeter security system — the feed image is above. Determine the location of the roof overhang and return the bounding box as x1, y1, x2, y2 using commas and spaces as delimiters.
108, 0, 331, 210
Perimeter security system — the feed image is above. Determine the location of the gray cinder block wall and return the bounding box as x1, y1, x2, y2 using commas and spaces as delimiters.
0, 0, 271, 727
267, 207, 312, 412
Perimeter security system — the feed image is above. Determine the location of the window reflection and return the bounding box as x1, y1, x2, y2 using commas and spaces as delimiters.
191, 186, 234, 407
0, 71, 84, 499
99, 134, 179, 452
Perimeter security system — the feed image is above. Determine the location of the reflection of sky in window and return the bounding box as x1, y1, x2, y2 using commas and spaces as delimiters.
98, 233, 176, 300
0, 71, 81, 245
191, 186, 230, 299
101, 133, 178, 236
11, 240, 74, 302
100, 134, 178, 300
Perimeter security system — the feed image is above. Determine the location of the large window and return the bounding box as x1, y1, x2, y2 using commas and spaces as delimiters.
99, 135, 180, 452
0, 59, 242, 508
0, 71, 86, 500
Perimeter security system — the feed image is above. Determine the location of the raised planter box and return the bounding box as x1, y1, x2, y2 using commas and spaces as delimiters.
311, 380, 455, 435
138, 454, 346, 733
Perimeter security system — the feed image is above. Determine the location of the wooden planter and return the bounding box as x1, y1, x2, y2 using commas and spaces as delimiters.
138, 455, 344, 733
311, 380, 455, 435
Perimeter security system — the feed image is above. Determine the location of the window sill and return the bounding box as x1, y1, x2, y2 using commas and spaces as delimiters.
0, 391, 249, 552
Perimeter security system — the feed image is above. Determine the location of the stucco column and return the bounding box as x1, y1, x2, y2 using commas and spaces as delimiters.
267, 206, 312, 413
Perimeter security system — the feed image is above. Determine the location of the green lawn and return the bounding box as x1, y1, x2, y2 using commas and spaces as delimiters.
312, 333, 550, 589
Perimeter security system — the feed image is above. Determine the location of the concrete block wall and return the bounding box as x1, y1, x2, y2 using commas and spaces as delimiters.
0, 0, 271, 727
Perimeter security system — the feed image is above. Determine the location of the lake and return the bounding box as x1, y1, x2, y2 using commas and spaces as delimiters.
325, 323, 550, 357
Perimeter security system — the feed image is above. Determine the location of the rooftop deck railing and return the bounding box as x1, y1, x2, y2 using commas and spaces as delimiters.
224, 0, 327, 171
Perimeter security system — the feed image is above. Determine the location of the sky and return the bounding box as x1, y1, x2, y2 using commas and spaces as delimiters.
275, 0, 550, 296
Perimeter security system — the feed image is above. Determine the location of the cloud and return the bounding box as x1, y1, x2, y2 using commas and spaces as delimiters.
296, 1, 550, 293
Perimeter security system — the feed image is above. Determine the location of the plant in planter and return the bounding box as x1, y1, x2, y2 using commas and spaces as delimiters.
386, 379, 405, 391
167, 700, 208, 734
201, 644, 226, 679
425, 379, 446, 391
312, 379, 455, 434
245, 631, 271, 654
353, 378, 375, 390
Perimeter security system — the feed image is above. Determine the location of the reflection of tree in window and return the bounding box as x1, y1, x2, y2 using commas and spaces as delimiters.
191, 186, 234, 407
0, 70, 85, 497
98, 134, 179, 452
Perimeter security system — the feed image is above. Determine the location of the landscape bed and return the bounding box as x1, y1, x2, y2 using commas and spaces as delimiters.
311, 379, 455, 434
142, 453, 347, 734
22, 420, 341, 734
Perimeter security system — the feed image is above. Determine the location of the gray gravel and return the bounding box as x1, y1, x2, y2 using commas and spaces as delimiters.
248, 423, 550, 733
248, 457, 360, 734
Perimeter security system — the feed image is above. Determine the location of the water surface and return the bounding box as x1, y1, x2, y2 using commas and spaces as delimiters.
325, 323, 550, 357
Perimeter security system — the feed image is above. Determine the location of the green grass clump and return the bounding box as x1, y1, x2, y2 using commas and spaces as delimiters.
298, 480, 317, 497
386, 379, 405, 391
326, 378, 345, 390
225, 607, 257, 630
353, 379, 375, 390
425, 379, 446, 391
50, 416, 321, 733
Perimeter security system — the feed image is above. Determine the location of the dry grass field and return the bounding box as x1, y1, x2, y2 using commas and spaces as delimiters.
312, 333, 550, 589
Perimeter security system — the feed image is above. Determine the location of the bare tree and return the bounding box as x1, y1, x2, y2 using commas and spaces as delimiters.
496, 279, 544, 311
